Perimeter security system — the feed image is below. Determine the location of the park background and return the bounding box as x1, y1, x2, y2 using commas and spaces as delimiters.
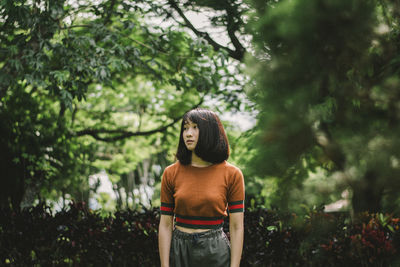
1, 0, 400, 266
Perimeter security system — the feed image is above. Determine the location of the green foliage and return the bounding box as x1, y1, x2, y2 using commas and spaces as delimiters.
0, 82, 99, 209
0, 202, 161, 266
2, 203, 399, 266
0, 0, 247, 209
246, 0, 400, 213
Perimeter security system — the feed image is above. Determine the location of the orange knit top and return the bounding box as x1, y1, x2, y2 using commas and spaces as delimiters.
160, 161, 245, 229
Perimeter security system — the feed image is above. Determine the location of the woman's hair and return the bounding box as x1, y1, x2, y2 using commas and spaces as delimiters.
176, 108, 229, 165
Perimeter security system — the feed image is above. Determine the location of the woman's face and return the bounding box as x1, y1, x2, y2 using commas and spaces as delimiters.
183, 120, 199, 151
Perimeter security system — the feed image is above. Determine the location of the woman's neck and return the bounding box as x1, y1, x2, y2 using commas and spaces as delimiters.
191, 152, 212, 167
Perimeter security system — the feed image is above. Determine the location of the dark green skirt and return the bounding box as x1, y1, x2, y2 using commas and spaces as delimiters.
170, 228, 231, 267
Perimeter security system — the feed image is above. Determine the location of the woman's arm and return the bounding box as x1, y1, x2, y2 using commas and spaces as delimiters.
158, 214, 174, 267
229, 212, 244, 267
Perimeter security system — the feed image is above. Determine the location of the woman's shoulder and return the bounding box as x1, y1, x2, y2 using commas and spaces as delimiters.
223, 161, 243, 175
163, 161, 181, 176
164, 161, 180, 171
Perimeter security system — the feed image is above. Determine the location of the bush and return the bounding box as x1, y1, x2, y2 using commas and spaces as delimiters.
1, 203, 399, 266
242, 208, 400, 267
0, 202, 159, 266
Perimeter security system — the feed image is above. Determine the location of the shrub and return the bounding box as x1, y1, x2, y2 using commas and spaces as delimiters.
0, 203, 399, 266
0, 202, 159, 266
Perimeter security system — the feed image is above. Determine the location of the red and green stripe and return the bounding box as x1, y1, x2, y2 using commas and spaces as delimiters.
160, 202, 174, 215
175, 214, 224, 229
228, 200, 244, 213
160, 200, 244, 228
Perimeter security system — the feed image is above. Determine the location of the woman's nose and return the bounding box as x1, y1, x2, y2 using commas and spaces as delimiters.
186, 128, 193, 136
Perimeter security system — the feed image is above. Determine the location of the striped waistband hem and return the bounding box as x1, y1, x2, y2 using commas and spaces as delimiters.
174, 214, 225, 229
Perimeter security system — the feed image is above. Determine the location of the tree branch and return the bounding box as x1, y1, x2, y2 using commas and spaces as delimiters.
104, 0, 117, 26
225, 5, 245, 61
167, 0, 244, 61
74, 116, 181, 142
73, 98, 204, 142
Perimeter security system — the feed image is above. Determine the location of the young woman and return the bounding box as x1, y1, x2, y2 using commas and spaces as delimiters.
158, 108, 245, 267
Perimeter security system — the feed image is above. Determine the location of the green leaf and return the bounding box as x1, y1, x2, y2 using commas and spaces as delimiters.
379, 213, 385, 225
97, 66, 109, 80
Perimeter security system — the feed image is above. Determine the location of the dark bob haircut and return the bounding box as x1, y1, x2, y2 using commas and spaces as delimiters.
176, 108, 229, 165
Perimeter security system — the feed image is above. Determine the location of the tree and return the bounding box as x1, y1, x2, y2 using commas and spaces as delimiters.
143, 0, 249, 60
246, 0, 400, 213
0, 0, 245, 209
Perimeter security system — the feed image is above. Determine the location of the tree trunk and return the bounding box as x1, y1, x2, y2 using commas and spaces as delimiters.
351, 170, 383, 213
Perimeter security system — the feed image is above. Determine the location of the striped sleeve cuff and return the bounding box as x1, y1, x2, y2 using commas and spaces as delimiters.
228, 200, 244, 213
160, 202, 174, 216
